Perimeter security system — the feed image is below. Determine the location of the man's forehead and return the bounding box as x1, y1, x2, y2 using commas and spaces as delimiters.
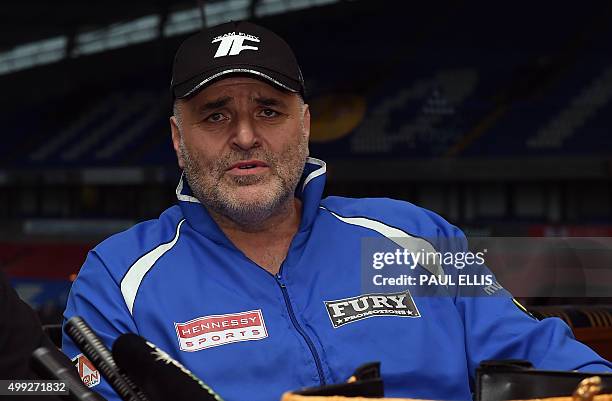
179, 77, 299, 112
196, 76, 291, 99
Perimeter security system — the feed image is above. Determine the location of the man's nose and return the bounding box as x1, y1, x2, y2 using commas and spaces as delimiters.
231, 117, 259, 150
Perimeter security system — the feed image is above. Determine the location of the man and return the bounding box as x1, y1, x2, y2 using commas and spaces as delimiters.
62, 21, 611, 401
0, 270, 79, 401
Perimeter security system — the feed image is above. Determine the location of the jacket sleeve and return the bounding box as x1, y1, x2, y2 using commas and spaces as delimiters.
456, 294, 612, 377
62, 250, 138, 401
445, 229, 612, 378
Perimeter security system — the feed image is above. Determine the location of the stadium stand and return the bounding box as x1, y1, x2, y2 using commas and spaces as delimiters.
1, 1, 612, 167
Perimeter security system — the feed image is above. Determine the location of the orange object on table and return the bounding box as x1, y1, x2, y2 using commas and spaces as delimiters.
281, 396, 431, 401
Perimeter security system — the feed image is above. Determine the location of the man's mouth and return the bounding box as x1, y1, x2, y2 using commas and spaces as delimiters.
226, 160, 269, 175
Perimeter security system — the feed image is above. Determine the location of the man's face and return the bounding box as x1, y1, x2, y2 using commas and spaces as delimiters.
170, 77, 310, 226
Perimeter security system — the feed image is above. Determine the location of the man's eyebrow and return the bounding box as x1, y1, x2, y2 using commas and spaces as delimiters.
198, 96, 232, 113
254, 97, 287, 107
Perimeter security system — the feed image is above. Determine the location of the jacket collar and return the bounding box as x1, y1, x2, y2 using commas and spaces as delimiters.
176, 157, 327, 245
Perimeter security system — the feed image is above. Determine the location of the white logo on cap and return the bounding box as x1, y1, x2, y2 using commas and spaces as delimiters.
212, 32, 260, 58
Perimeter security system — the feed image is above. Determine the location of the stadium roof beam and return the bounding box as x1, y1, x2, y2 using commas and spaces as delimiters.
0, 0, 339, 77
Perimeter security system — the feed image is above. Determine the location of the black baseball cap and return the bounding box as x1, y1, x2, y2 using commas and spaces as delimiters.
171, 21, 305, 99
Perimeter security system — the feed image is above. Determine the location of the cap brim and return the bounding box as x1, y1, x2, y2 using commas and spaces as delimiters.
173, 65, 302, 99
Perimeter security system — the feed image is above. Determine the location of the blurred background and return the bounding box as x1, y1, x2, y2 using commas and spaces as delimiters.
1, 0, 611, 349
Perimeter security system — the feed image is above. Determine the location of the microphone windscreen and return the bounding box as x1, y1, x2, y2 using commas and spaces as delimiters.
112, 333, 224, 401
64, 316, 147, 401
31, 347, 106, 401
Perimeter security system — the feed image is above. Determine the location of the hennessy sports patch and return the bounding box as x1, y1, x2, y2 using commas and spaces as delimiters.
174, 309, 268, 352
325, 291, 420, 328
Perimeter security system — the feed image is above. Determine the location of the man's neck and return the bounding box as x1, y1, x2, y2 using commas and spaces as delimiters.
206, 198, 303, 274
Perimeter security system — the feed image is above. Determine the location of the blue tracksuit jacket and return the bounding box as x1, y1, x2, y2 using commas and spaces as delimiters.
63, 158, 611, 401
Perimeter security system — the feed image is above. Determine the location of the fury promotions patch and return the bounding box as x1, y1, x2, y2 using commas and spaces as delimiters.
174, 309, 268, 352
325, 291, 420, 328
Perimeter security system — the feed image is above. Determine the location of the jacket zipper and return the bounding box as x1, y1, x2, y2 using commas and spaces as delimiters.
275, 273, 327, 386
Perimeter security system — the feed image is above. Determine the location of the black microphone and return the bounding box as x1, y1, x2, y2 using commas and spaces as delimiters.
112, 333, 224, 401
64, 317, 148, 401
31, 346, 107, 401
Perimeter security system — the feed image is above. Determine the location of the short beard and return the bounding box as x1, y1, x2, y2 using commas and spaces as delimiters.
179, 128, 309, 229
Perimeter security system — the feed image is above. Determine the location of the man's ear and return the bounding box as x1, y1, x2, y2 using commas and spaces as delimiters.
302, 103, 311, 142
170, 116, 185, 169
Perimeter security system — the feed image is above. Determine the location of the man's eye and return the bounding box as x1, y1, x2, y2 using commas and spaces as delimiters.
259, 109, 279, 118
206, 113, 226, 122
